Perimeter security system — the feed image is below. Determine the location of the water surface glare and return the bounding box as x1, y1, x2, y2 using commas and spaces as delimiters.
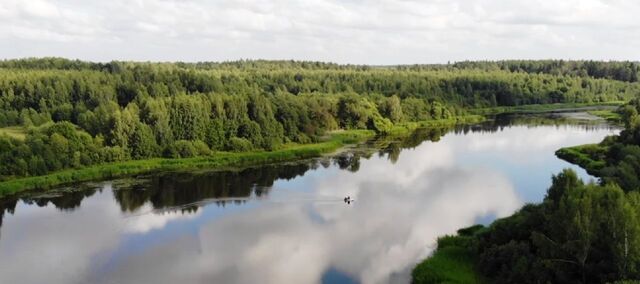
0, 115, 619, 284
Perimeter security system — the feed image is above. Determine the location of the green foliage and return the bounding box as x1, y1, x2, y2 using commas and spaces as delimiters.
555, 144, 608, 176
557, 100, 640, 192
192, 140, 212, 156
165, 140, 198, 158
379, 95, 403, 123
412, 235, 485, 284
227, 137, 254, 152
0, 130, 374, 196
416, 162, 640, 283
0, 58, 638, 183
588, 110, 622, 123
129, 122, 159, 159
0, 127, 27, 140
447, 60, 640, 82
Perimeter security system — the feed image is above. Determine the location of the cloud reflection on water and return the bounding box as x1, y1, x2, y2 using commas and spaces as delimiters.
100, 140, 521, 284
0, 121, 618, 284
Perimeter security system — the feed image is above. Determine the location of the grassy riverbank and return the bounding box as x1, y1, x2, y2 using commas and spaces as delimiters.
0, 130, 376, 197
412, 226, 486, 284
0, 115, 490, 197
587, 109, 622, 123
555, 144, 609, 176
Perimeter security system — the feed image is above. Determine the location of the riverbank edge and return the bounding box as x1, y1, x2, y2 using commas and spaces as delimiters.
552, 105, 624, 177
411, 104, 623, 284
555, 143, 608, 177
0, 103, 614, 197
0, 115, 486, 197
0, 129, 373, 197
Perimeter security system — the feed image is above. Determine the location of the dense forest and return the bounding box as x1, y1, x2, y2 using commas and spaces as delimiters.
0, 58, 639, 182
413, 101, 640, 284
448, 60, 640, 83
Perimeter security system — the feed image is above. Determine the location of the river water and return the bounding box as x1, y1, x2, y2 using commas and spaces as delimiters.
0, 113, 619, 284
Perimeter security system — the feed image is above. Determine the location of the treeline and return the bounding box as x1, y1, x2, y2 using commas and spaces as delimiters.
0, 58, 638, 181
4, 58, 639, 83
414, 170, 640, 283
399, 60, 640, 83
460, 170, 640, 283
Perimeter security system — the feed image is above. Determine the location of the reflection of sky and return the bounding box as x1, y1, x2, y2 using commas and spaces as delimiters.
445, 125, 618, 202
0, 123, 618, 284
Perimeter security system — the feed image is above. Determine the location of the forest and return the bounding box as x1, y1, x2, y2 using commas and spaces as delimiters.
0, 58, 639, 184
413, 101, 640, 284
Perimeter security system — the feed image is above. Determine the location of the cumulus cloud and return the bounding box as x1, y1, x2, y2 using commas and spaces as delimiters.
0, 0, 638, 63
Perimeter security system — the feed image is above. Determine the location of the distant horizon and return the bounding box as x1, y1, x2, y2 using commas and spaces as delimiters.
1, 56, 639, 66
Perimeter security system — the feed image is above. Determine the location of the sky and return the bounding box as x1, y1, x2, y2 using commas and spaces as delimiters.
0, 0, 639, 64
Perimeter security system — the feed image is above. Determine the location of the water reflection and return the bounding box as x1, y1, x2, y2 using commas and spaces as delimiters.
0, 113, 620, 284
114, 163, 314, 213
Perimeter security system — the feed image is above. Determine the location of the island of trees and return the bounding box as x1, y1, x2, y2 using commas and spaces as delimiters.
0, 58, 638, 194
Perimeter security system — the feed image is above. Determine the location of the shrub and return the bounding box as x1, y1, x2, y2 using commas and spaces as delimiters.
165, 140, 198, 158
227, 137, 253, 152
192, 140, 212, 156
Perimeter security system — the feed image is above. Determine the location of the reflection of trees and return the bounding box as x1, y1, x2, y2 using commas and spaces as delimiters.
114, 163, 313, 212
0, 188, 99, 231
0, 112, 613, 229
453, 113, 618, 135
334, 154, 361, 172
378, 127, 452, 164
0, 199, 17, 229
30, 189, 98, 211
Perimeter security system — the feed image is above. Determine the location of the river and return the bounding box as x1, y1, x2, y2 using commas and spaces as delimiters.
0, 112, 619, 284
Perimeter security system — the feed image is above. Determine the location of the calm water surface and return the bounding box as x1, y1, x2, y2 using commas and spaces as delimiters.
0, 113, 619, 284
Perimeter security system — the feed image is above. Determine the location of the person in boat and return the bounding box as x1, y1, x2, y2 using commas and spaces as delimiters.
344, 196, 352, 203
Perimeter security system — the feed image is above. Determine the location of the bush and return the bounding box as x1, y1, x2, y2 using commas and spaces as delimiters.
227, 137, 253, 152
368, 115, 393, 134
100, 146, 129, 162
457, 224, 486, 237
192, 140, 212, 156
164, 140, 199, 158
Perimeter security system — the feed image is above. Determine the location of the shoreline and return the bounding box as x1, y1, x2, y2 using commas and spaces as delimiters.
410, 106, 621, 283
0, 106, 607, 198
0, 117, 475, 197
0, 130, 374, 197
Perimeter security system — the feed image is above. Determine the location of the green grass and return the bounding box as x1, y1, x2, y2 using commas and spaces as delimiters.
0, 126, 27, 140
470, 101, 624, 115
412, 235, 486, 284
0, 130, 375, 197
325, 129, 376, 143
556, 144, 609, 176
588, 109, 622, 123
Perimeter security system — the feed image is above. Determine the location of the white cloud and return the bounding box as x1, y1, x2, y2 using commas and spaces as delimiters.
0, 0, 638, 63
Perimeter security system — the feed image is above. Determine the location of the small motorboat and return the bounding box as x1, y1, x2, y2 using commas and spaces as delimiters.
344, 196, 353, 204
